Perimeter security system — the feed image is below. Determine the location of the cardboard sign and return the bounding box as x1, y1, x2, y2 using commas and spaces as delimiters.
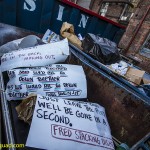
26, 95, 114, 150
1, 39, 69, 72
6, 64, 87, 100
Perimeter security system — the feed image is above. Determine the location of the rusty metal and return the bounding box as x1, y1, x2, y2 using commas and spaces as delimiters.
66, 53, 150, 147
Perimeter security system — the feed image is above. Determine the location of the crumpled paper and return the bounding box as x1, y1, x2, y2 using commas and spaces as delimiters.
60, 22, 82, 50
42, 29, 60, 43
15, 94, 37, 124
108, 61, 128, 76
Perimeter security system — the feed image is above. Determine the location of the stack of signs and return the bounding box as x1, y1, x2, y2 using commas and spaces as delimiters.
26, 95, 115, 150
1, 39, 69, 72
6, 64, 87, 100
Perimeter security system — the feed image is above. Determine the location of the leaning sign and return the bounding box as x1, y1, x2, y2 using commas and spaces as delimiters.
1, 39, 69, 72
6, 64, 87, 100
26, 95, 114, 150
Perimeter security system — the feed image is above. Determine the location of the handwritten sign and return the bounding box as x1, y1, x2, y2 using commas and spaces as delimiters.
1, 39, 69, 72
6, 64, 87, 100
26, 95, 114, 150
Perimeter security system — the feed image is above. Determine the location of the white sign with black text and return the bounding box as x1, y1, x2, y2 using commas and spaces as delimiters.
26, 95, 114, 150
6, 64, 87, 100
1, 39, 69, 72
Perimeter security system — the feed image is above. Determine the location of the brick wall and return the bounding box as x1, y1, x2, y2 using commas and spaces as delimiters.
119, 0, 150, 72
105, 3, 124, 22
90, 0, 129, 23
119, 0, 150, 53
91, 0, 101, 13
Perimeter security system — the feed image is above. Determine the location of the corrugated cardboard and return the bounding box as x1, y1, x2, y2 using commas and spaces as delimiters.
125, 67, 145, 85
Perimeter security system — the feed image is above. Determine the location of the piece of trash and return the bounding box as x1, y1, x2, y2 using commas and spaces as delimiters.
125, 67, 145, 85
78, 33, 83, 41
42, 29, 60, 43
60, 22, 82, 49
16, 94, 37, 124
82, 33, 121, 64
18, 35, 45, 49
108, 61, 128, 76
6, 64, 87, 100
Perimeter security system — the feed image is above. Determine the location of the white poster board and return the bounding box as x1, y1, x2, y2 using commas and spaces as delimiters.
26, 95, 114, 150
6, 64, 87, 100
1, 39, 69, 72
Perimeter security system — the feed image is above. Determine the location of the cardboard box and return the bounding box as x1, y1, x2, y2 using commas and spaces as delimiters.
125, 67, 145, 85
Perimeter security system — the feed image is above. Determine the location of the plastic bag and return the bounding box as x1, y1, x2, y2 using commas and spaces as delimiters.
0, 41, 19, 57
0, 35, 45, 57
82, 33, 121, 64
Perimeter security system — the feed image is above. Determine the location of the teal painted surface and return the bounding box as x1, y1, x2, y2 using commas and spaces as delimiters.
0, 0, 16, 25
0, 0, 125, 44
17, 0, 43, 32
0, 1, 3, 22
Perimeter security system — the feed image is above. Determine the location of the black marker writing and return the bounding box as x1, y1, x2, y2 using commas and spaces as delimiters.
36, 109, 70, 125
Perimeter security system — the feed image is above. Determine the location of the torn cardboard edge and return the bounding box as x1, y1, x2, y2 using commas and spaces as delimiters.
16, 94, 37, 124
60, 22, 83, 50
125, 67, 145, 85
